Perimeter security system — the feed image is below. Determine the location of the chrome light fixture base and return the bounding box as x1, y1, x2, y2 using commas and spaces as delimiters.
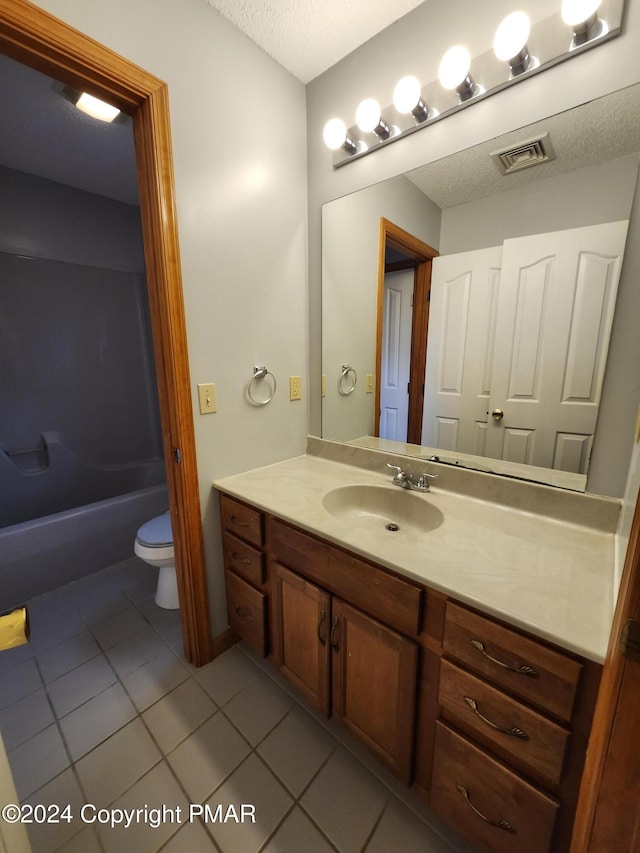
329, 0, 624, 168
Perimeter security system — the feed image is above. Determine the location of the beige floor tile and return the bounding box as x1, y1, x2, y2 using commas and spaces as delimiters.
168, 711, 251, 803
257, 706, 337, 796
300, 747, 389, 852
204, 754, 293, 853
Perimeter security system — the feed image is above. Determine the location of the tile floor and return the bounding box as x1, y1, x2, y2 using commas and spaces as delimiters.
0, 558, 475, 853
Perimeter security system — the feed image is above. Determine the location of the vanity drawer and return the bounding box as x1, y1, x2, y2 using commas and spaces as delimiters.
431, 722, 558, 853
225, 569, 267, 655
268, 517, 422, 636
443, 602, 581, 722
220, 495, 264, 547
222, 532, 265, 587
438, 659, 570, 790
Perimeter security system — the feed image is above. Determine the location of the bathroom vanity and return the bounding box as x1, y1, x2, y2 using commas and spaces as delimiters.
214, 447, 617, 853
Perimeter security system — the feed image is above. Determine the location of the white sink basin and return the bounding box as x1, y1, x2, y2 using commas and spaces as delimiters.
322, 484, 444, 534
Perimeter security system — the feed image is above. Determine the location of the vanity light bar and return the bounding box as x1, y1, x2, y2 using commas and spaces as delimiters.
325, 0, 624, 167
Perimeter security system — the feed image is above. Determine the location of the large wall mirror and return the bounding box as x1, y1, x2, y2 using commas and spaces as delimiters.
321, 83, 640, 497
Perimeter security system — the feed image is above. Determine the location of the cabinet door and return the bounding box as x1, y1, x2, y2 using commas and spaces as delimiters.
273, 561, 331, 715
331, 599, 418, 785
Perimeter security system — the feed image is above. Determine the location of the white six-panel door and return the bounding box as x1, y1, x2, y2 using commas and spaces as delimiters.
422, 246, 502, 454
422, 221, 629, 473
380, 269, 414, 441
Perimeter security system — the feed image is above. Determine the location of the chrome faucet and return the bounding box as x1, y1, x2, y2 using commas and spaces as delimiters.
387, 464, 437, 492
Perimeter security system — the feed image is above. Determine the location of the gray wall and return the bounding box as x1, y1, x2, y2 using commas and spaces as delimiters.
0, 166, 162, 466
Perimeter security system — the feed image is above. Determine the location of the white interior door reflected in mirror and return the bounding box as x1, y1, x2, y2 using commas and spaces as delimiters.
423, 220, 629, 475
380, 269, 414, 441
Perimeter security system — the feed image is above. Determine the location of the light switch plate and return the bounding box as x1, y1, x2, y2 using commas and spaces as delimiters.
198, 383, 217, 414
365, 374, 374, 393
321, 374, 326, 397
635, 405, 640, 443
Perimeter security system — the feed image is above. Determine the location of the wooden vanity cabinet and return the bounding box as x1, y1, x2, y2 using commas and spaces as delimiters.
417, 596, 601, 853
220, 495, 269, 656
219, 494, 602, 851
269, 517, 421, 785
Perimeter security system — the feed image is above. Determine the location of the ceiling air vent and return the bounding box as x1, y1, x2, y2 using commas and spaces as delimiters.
490, 132, 555, 175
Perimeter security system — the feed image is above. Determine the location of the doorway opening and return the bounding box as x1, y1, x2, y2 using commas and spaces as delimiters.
375, 218, 438, 446
0, 0, 212, 665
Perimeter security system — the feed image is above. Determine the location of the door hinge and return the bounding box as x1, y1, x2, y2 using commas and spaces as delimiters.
620, 620, 640, 662
173, 447, 182, 464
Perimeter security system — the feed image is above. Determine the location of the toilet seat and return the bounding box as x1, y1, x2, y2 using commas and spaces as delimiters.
136, 513, 173, 548
135, 513, 173, 562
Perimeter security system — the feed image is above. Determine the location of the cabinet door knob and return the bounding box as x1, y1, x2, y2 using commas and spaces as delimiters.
317, 609, 327, 646
456, 784, 516, 833
463, 696, 529, 740
330, 616, 340, 652
469, 639, 539, 678
235, 605, 254, 622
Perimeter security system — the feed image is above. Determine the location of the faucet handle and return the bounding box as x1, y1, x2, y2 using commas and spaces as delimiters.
386, 464, 407, 485
417, 472, 438, 489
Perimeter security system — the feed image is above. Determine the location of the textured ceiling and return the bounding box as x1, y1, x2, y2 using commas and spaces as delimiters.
407, 84, 640, 208
205, 0, 428, 83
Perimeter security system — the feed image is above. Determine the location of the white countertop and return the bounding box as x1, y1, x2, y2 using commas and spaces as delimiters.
214, 454, 615, 663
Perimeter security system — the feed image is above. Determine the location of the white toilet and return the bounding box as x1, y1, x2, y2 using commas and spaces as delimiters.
134, 512, 179, 609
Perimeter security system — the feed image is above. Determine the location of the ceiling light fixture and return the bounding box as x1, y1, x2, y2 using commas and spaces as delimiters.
493, 12, 535, 76
75, 92, 121, 123
323, 0, 624, 167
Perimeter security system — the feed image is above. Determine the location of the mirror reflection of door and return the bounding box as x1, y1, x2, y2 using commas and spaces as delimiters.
375, 218, 438, 445
380, 268, 413, 441
423, 220, 629, 474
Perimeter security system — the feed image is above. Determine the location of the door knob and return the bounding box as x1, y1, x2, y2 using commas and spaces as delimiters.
491, 408, 504, 421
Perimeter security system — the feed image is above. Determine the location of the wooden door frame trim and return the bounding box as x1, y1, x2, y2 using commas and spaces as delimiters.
0, 0, 213, 665
375, 218, 438, 444
571, 485, 640, 850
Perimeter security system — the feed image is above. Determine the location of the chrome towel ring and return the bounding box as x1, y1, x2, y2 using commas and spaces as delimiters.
247, 365, 277, 406
338, 364, 357, 396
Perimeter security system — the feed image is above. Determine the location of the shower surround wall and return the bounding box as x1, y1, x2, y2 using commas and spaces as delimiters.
0, 165, 166, 601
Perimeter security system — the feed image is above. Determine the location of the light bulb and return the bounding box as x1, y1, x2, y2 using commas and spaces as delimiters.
356, 98, 382, 133
323, 118, 348, 150
493, 12, 531, 63
438, 46, 471, 90
393, 76, 422, 113
75, 92, 120, 122
561, 0, 602, 26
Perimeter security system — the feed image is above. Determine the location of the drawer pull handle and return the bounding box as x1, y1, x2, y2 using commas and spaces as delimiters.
469, 639, 539, 678
235, 605, 255, 622
456, 784, 516, 834
317, 609, 327, 646
230, 515, 251, 528
464, 696, 529, 740
231, 552, 252, 565
330, 616, 340, 652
